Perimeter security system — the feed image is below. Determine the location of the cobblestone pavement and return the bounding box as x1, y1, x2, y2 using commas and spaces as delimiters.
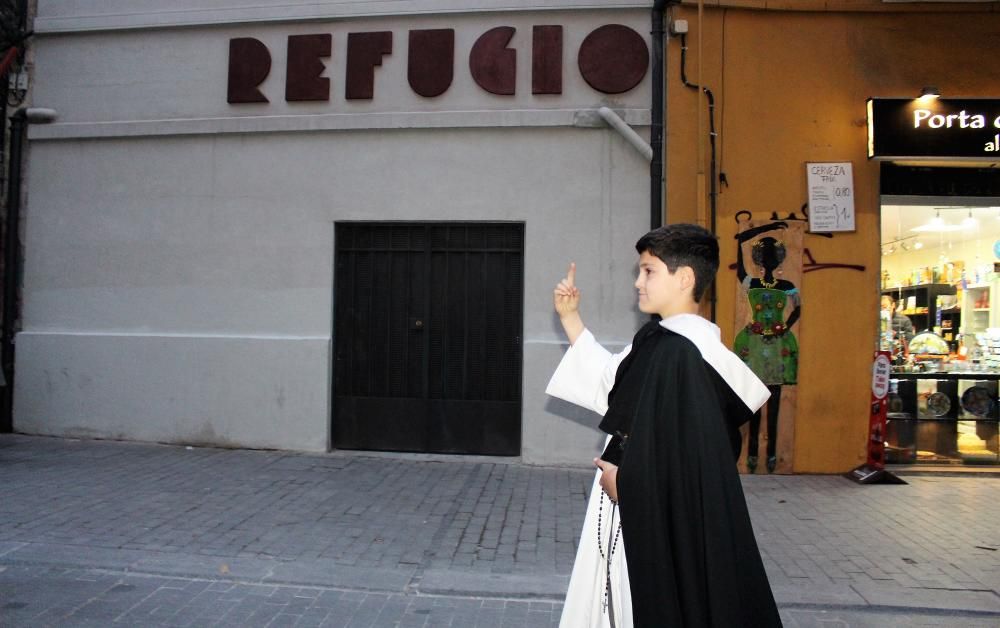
2, 565, 997, 628
1, 435, 998, 627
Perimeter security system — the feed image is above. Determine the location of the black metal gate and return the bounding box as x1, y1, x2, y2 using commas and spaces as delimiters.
333, 222, 524, 455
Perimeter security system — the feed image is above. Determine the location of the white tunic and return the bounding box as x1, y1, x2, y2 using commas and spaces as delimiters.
546, 314, 770, 628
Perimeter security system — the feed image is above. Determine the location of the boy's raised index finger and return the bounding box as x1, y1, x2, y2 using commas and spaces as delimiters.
567, 262, 576, 287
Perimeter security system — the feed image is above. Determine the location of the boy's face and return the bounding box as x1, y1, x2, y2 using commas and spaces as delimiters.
634, 251, 693, 318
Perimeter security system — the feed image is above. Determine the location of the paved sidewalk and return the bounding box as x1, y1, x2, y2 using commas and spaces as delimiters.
1, 434, 998, 627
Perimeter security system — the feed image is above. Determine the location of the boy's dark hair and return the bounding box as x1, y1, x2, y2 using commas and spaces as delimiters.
635, 223, 719, 303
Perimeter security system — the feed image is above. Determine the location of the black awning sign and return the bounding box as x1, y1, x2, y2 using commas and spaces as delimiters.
867, 98, 1000, 160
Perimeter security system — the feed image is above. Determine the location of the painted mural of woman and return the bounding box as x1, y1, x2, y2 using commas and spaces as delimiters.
734, 221, 800, 474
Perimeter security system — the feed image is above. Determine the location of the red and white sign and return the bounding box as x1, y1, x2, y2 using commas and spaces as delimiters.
866, 351, 891, 469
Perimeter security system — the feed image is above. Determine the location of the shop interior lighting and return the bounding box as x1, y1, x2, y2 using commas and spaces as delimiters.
881, 234, 922, 255
911, 208, 963, 233
962, 209, 978, 229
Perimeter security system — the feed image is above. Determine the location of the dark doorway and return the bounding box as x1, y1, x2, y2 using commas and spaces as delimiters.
333, 222, 524, 455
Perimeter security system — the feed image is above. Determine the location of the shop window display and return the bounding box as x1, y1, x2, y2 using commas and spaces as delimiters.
881, 202, 1000, 466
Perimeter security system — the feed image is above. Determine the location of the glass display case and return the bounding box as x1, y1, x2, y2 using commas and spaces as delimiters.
886, 373, 1000, 465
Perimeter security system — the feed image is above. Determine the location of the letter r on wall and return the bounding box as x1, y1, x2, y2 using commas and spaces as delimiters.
228, 38, 271, 104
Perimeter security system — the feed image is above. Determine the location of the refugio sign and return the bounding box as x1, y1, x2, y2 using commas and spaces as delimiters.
867, 98, 1000, 160
227, 24, 650, 105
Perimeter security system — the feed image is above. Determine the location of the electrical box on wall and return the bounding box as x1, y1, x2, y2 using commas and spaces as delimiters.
8, 70, 27, 91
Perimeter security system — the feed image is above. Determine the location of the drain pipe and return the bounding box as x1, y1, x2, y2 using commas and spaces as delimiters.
598, 107, 652, 161
0, 0, 33, 432
1, 110, 27, 431
0, 108, 55, 431
650, 0, 673, 230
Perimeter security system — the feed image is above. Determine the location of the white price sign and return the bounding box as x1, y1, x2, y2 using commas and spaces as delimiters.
807, 162, 855, 233
871, 353, 891, 400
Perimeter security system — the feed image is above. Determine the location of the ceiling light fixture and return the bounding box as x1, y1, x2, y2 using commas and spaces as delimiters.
912, 209, 963, 233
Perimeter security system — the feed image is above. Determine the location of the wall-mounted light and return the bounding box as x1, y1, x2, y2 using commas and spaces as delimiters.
962, 209, 978, 230
918, 86, 940, 101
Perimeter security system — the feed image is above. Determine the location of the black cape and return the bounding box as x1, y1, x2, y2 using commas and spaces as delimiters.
604, 323, 782, 627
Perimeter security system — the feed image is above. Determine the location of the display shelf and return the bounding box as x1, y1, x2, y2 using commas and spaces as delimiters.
886, 375, 1000, 466
961, 281, 998, 335
882, 283, 957, 333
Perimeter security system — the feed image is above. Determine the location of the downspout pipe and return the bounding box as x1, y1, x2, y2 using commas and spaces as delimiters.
1, 110, 26, 432
678, 31, 719, 322
0, 106, 54, 432
598, 107, 653, 161
1, 0, 33, 431
650, 0, 671, 230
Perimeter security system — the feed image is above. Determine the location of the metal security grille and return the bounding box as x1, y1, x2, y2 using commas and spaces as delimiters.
333, 222, 524, 455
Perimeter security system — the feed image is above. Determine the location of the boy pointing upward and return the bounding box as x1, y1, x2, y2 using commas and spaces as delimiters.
548, 224, 782, 627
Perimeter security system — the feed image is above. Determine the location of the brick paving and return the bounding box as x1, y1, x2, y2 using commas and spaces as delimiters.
1, 434, 998, 627
744, 474, 1000, 598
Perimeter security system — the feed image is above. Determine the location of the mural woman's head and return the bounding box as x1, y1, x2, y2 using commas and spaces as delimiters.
751, 237, 786, 273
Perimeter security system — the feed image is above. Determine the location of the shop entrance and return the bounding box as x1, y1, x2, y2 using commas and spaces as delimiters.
880, 164, 1000, 466
332, 222, 524, 455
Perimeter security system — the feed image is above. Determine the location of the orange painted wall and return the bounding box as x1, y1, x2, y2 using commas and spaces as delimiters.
665, 6, 1000, 472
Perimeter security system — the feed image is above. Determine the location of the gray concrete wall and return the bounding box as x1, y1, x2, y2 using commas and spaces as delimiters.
16, 7, 651, 464
35, 1, 650, 33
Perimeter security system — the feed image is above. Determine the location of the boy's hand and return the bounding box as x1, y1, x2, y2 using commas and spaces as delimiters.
553, 262, 580, 317
594, 458, 618, 503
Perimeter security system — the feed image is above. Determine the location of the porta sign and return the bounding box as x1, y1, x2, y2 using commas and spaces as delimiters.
867, 98, 1000, 160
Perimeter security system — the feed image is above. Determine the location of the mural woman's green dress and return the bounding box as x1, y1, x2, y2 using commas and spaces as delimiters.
734, 285, 799, 385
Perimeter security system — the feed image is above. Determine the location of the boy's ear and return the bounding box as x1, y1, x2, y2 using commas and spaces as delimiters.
679, 266, 696, 292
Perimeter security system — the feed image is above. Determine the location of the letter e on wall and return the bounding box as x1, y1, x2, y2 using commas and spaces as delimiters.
286, 34, 332, 102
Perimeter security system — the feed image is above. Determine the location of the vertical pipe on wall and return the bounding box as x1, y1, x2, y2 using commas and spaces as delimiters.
0, 0, 32, 431
1, 111, 25, 431
650, 1, 671, 230
678, 30, 719, 321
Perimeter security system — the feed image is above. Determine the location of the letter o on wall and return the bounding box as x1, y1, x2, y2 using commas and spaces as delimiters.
578, 25, 649, 94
